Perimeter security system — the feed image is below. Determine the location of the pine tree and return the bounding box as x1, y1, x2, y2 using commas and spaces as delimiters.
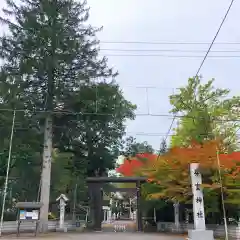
0, 0, 116, 232
159, 138, 167, 154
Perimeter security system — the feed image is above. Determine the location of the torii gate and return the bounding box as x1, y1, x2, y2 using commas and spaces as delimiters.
86, 176, 146, 232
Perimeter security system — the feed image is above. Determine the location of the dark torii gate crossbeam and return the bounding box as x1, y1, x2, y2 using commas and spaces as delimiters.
86, 176, 146, 232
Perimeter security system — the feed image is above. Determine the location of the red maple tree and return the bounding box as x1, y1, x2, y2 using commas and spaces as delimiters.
116, 153, 157, 176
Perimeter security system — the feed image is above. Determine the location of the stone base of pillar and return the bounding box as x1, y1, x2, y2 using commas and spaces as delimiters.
188, 230, 214, 240
56, 227, 68, 233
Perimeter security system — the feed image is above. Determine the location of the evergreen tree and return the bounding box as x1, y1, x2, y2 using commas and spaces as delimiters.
159, 138, 167, 154
0, 0, 115, 110
122, 136, 154, 157
0, 0, 116, 231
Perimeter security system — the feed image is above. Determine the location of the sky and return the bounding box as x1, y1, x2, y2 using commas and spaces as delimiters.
87, 0, 240, 149
1, 0, 240, 150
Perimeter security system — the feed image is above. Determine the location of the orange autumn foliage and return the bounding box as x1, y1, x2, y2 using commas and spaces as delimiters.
219, 152, 240, 176
162, 139, 240, 174
117, 139, 240, 203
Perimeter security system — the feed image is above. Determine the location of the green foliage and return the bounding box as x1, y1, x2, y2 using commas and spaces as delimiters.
55, 82, 136, 177
203, 188, 220, 215
51, 149, 74, 199
121, 136, 154, 157
0, 0, 136, 207
170, 76, 240, 149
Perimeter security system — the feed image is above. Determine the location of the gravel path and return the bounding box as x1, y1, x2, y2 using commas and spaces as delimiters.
2, 232, 185, 240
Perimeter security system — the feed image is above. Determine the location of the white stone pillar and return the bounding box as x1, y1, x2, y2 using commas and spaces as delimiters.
107, 210, 111, 223
109, 210, 112, 222
174, 202, 180, 231
188, 163, 214, 240
59, 199, 66, 229
190, 163, 206, 230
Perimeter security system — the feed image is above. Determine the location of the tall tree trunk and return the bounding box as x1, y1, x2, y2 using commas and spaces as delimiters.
39, 10, 56, 230
39, 114, 53, 232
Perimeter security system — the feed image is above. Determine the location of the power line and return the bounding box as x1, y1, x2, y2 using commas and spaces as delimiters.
190, 0, 236, 141
1, 128, 239, 137
1, 126, 240, 133
159, 0, 236, 148
163, 117, 176, 142
101, 48, 240, 53
101, 54, 240, 58
156, 116, 176, 159
126, 132, 240, 137
0, 109, 239, 122
194, 0, 235, 77
121, 85, 175, 89
101, 41, 240, 45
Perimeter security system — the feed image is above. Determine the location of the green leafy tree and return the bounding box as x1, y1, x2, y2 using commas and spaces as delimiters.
54, 82, 136, 177
0, 107, 42, 201
0, 77, 42, 193
170, 76, 240, 149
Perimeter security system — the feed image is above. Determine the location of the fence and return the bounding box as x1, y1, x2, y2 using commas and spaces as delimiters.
157, 222, 240, 239
0, 220, 85, 234
1, 220, 240, 238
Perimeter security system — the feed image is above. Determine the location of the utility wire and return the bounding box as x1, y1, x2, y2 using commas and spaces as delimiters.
0, 109, 239, 122
101, 48, 240, 53
156, 116, 176, 159
101, 41, 240, 45
0, 110, 16, 237
1, 127, 240, 137
194, 0, 235, 77
100, 54, 240, 58
163, 117, 176, 143
190, 0, 235, 115
158, 0, 236, 152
